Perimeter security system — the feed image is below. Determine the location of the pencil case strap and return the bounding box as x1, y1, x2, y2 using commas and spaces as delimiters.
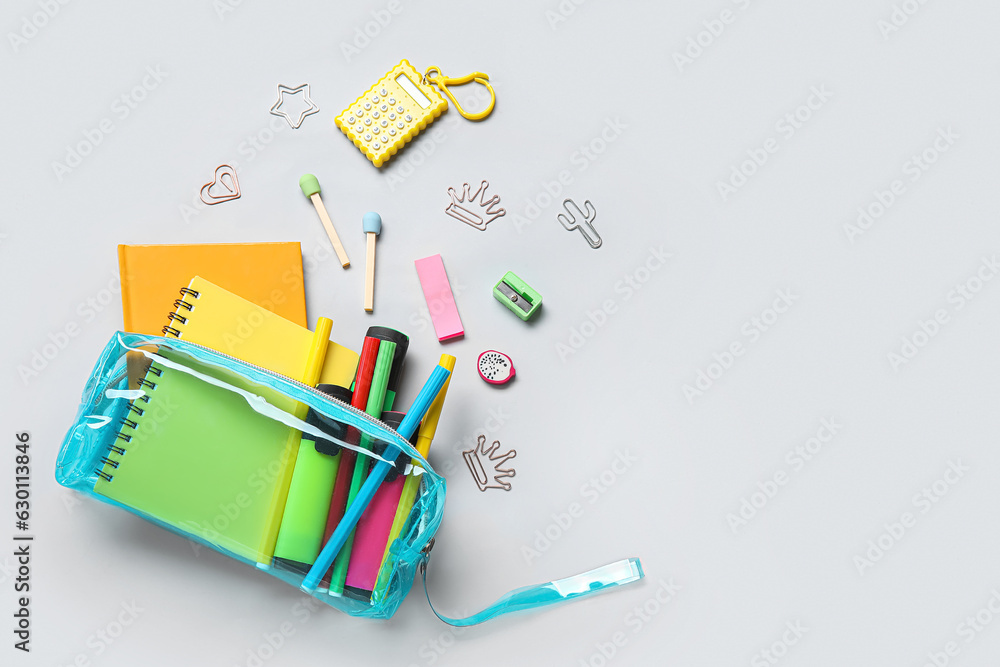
419, 548, 644, 627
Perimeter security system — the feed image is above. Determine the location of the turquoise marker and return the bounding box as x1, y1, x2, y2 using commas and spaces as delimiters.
301, 364, 451, 593
328, 341, 396, 596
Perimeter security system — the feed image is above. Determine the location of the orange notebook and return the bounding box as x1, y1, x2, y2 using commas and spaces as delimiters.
118, 242, 308, 333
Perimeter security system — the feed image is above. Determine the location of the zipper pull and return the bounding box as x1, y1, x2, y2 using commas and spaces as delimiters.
421, 555, 644, 626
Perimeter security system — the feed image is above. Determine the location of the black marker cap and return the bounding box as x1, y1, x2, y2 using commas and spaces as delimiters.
365, 326, 409, 394
377, 410, 415, 483
310, 384, 353, 456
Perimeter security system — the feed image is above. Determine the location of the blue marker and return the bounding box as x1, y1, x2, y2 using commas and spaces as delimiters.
301, 364, 451, 592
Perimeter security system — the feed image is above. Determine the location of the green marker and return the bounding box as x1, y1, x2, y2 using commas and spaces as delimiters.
272, 384, 352, 574
272, 449, 340, 573
328, 341, 396, 596
365, 326, 409, 409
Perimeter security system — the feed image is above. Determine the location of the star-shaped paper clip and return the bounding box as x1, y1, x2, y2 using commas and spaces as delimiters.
269, 83, 320, 129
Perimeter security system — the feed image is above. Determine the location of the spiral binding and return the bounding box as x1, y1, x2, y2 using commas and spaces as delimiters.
96, 364, 162, 483
104, 284, 190, 478
162, 287, 201, 337
136, 364, 158, 403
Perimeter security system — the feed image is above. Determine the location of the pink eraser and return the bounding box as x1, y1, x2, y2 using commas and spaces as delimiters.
345, 476, 406, 593
414, 254, 464, 341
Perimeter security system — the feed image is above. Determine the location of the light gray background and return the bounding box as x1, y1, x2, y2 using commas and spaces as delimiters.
2, 1, 1000, 665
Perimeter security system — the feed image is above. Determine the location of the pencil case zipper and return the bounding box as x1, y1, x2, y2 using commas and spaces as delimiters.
139, 333, 430, 469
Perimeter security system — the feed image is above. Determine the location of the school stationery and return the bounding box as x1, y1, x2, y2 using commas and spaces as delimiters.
324, 327, 408, 586
364, 326, 409, 408
311, 326, 407, 455
162, 276, 358, 387
302, 363, 452, 592
58, 333, 644, 623
89, 347, 294, 562
117, 242, 308, 334
363, 212, 381, 312
445, 180, 506, 231
345, 411, 410, 600
477, 350, 515, 385
463, 435, 517, 492
199, 165, 241, 205
270, 84, 320, 129
320, 336, 381, 589
337, 327, 411, 596
557, 198, 601, 249
57, 332, 442, 617
371, 354, 455, 604
162, 276, 359, 566
313, 385, 355, 457
414, 255, 464, 341
334, 59, 495, 168
493, 271, 542, 321
273, 385, 349, 574
299, 174, 350, 268
329, 340, 396, 596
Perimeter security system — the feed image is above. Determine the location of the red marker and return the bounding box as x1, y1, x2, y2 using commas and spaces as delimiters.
319, 336, 380, 588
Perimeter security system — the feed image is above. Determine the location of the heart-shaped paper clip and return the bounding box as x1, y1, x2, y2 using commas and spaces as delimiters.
199, 165, 241, 205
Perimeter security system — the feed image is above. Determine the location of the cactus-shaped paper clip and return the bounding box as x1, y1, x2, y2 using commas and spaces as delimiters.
557, 198, 601, 249
462, 435, 516, 492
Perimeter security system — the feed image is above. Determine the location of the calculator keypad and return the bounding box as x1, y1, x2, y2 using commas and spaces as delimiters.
334, 59, 449, 167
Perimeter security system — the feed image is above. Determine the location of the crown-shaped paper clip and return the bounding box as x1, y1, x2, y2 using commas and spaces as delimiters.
463, 435, 517, 492
445, 180, 506, 231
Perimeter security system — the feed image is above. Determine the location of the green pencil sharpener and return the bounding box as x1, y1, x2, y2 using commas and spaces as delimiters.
493, 272, 542, 321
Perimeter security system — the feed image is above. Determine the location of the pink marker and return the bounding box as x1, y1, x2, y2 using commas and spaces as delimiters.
344, 410, 410, 600
414, 254, 464, 341
344, 476, 405, 597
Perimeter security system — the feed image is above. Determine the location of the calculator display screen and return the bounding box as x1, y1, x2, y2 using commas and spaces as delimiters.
395, 74, 432, 109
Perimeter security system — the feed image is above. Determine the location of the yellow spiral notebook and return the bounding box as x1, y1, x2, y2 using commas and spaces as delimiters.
162, 276, 355, 387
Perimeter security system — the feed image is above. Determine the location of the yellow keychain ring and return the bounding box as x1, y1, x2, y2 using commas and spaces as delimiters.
423, 67, 496, 121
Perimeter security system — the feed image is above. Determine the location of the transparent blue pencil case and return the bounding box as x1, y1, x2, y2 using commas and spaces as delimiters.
56, 332, 644, 623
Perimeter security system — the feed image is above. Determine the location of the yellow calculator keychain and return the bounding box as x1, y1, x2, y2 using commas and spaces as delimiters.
334, 59, 495, 167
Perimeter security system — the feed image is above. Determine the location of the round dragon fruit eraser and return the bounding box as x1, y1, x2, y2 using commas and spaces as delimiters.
478, 350, 516, 385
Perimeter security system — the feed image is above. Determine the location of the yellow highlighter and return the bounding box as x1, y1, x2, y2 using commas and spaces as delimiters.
371, 354, 455, 603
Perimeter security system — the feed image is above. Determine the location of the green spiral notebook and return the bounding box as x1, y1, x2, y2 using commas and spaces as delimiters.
94, 355, 296, 563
